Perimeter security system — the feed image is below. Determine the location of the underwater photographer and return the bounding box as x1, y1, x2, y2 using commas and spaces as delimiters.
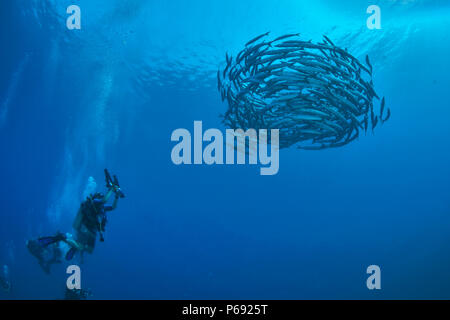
26, 169, 125, 273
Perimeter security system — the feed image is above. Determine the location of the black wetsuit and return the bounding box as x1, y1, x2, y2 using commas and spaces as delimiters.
76, 197, 112, 252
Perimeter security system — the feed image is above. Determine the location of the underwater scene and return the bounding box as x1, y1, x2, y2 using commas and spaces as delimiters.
0, 0, 450, 300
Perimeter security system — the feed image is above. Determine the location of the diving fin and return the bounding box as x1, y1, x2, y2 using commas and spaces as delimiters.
65, 247, 77, 261
37, 233, 65, 248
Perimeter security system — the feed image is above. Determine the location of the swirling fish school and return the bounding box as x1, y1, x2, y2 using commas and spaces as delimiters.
218, 32, 390, 150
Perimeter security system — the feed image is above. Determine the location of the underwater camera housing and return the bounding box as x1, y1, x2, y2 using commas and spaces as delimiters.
104, 169, 125, 198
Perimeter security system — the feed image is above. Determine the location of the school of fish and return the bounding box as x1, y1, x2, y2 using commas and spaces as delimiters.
217, 32, 390, 150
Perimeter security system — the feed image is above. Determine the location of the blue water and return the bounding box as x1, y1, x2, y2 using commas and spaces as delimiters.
0, 0, 449, 299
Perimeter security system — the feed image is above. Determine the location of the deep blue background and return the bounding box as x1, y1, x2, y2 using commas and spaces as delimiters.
0, 0, 449, 299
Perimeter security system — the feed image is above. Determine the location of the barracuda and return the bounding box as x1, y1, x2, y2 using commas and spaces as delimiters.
217, 33, 390, 150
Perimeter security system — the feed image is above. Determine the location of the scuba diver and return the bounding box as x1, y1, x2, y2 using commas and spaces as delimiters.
64, 287, 92, 300
26, 234, 73, 274
27, 169, 125, 270
0, 265, 11, 293
71, 168, 124, 255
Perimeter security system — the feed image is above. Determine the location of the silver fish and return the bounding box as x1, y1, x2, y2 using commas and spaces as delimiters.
245, 32, 270, 47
